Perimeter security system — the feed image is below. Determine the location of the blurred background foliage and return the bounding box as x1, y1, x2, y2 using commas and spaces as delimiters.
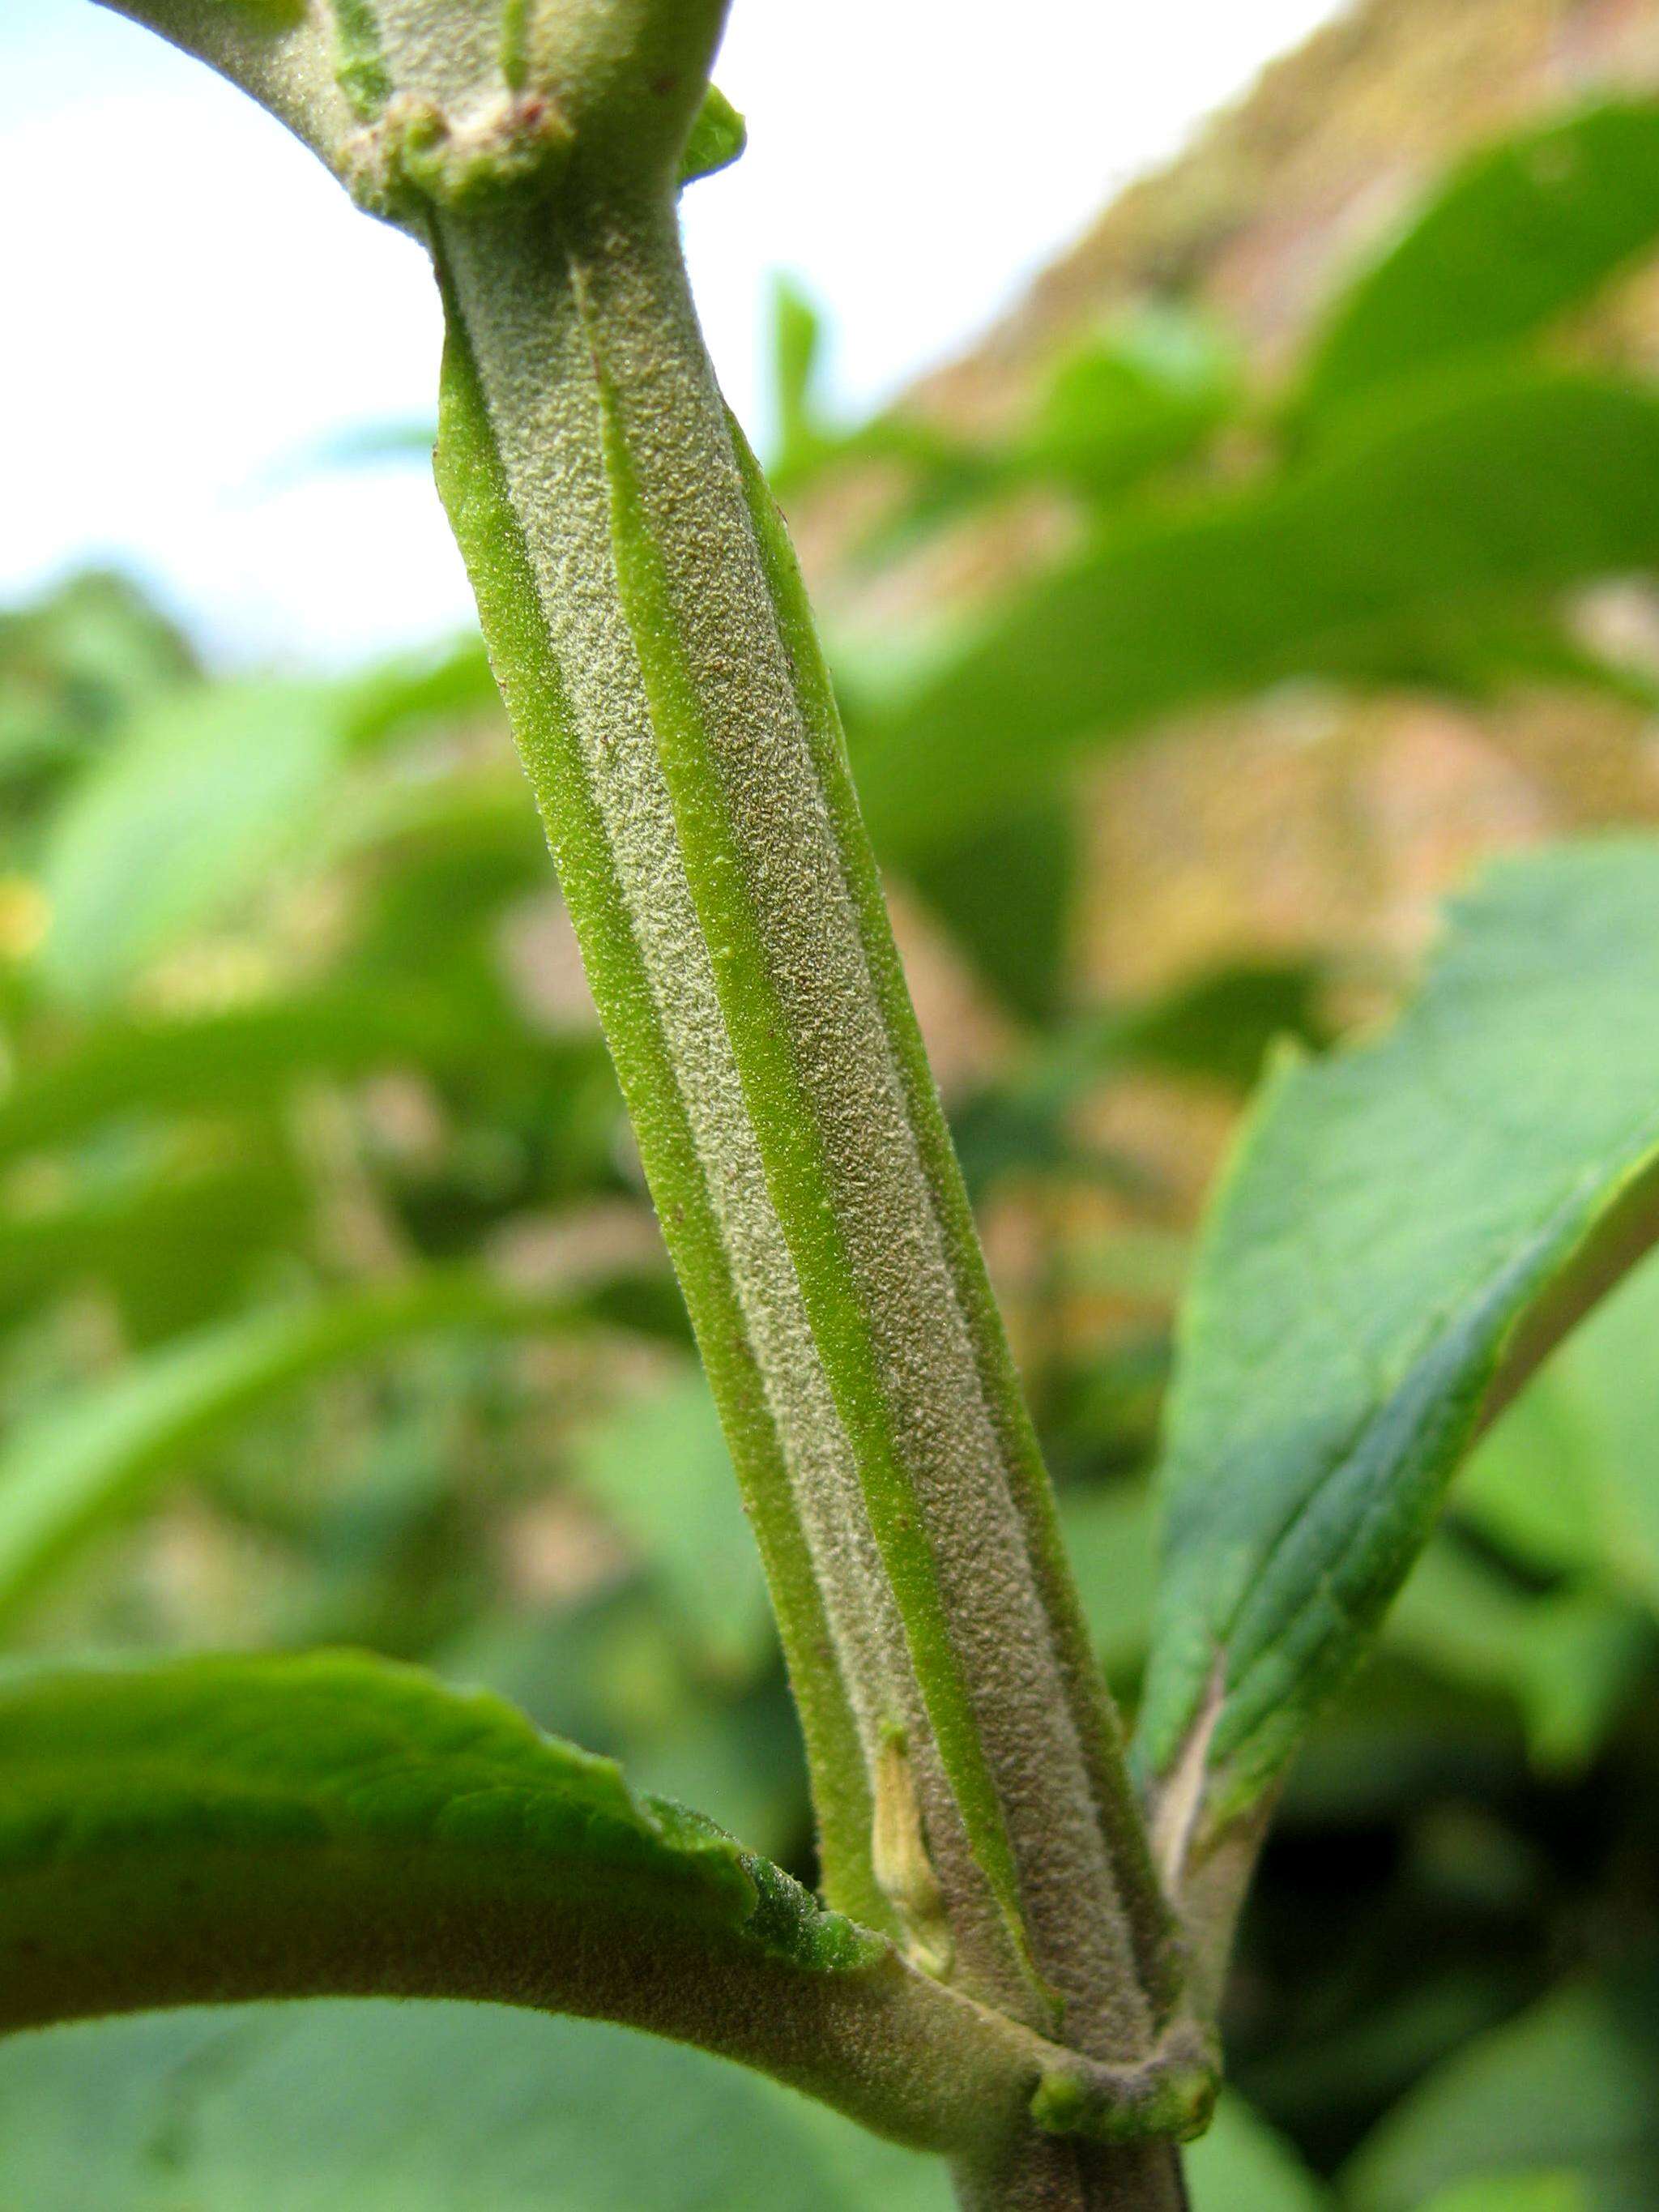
10, 1, 1659, 2203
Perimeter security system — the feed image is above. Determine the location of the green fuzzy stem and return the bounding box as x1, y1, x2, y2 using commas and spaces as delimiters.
429, 176, 1179, 2058
77, 1, 1192, 2199
953, 2137, 1192, 2212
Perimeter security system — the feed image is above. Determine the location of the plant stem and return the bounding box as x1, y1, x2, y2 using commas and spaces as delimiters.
955, 2137, 1191, 2212
85, 2, 1195, 2193
431, 181, 1180, 2060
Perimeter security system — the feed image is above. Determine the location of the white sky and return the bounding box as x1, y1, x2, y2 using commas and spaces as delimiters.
1, 0, 1345, 667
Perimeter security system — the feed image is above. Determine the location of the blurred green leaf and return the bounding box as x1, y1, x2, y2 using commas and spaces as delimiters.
0, 1146, 303, 1343
1187, 2092, 1334, 2210
0, 1273, 634, 1629
334, 634, 498, 751
1346, 1967, 1659, 2211
760, 282, 987, 519
1456, 1381, 1614, 1584
1302, 101, 1659, 418
302, 765, 549, 1006
768, 275, 835, 487
0, 2001, 953, 2212
0, 572, 194, 795
855, 376, 1659, 857
952, 960, 1328, 1198
1137, 843, 1659, 1825
1042, 1335, 1174, 1485
1319, 601, 1659, 709
1418, 2178, 1589, 2212
0, 1998, 1319, 2210
950, 1087, 1145, 1205
0, 989, 613, 1170
1057, 1480, 1157, 1676
569, 1368, 771, 1684
1383, 1538, 1649, 1770
36, 681, 344, 1004
1023, 306, 1240, 502
443, 1585, 807, 1862
1112, 960, 1333, 1091
906, 796, 1078, 1020
772, 296, 1236, 540
1241, 1973, 1533, 2146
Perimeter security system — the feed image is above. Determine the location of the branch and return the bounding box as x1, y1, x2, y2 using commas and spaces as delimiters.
93, 1, 358, 177
0, 1652, 1204, 2163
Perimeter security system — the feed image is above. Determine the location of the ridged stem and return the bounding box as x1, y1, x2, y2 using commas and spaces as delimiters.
956, 2137, 1191, 2212
429, 181, 1180, 2077
83, 2, 1195, 2194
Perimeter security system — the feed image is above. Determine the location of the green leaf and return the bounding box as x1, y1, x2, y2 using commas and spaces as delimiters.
1022, 306, 1240, 503
951, 960, 1329, 1198
906, 796, 1078, 1020
771, 303, 1235, 532
224, 0, 309, 25
677, 86, 746, 187
0, 1147, 303, 1343
332, 633, 499, 749
1455, 1378, 1614, 1583
0, 571, 194, 792
761, 284, 983, 509
0, 1274, 629, 1629
1187, 2092, 1334, 2211
1381, 1538, 1648, 1770
444, 1582, 810, 1861
0, 1659, 875, 2065
1456, 1249, 1659, 1612
325, 767, 549, 976
0, 1994, 1311, 2210
0, 2001, 954, 2212
1418, 2179, 1589, 2212
852, 376, 1659, 859
0, 1654, 1062, 2152
1058, 1481, 1158, 1678
1301, 102, 1659, 417
766, 274, 834, 485
569, 1368, 772, 1682
1345, 1967, 1659, 2211
1111, 962, 1333, 1092
0, 989, 613, 1170
35, 682, 346, 1004
1137, 842, 1659, 1836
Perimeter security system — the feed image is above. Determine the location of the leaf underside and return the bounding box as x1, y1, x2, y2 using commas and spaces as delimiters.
1137, 840, 1659, 1834
0, 1653, 1073, 2159
0, 1650, 889, 2052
